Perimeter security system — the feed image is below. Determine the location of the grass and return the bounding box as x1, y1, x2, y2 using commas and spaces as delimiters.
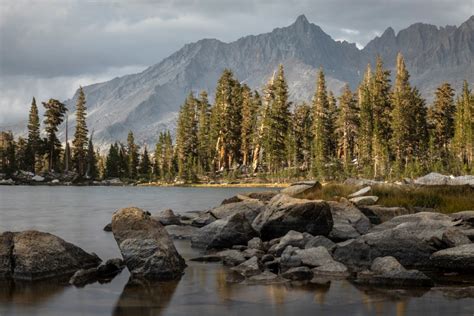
312, 183, 474, 214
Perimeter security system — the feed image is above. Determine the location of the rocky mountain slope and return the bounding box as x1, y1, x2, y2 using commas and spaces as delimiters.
63, 15, 473, 146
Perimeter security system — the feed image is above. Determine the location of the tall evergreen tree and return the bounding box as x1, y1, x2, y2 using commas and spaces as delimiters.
176, 93, 198, 180
139, 146, 151, 180
26, 97, 41, 172
0, 131, 16, 177
86, 135, 97, 180
453, 81, 474, 170
105, 143, 120, 178
371, 56, 392, 178
240, 85, 259, 168
336, 84, 359, 175
72, 87, 89, 177
127, 131, 139, 179
312, 68, 330, 178
43, 99, 67, 172
197, 91, 211, 173
357, 65, 374, 176
326, 91, 338, 158
292, 102, 313, 172
428, 83, 456, 167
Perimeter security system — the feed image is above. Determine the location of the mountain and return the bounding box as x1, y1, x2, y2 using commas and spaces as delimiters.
63, 15, 473, 147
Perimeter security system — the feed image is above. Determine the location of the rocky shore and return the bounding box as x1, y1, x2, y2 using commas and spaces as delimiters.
1, 180, 474, 295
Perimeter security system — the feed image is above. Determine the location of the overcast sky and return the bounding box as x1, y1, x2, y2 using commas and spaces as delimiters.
1, 0, 472, 125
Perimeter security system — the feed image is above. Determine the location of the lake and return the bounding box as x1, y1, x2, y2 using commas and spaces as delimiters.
0, 186, 473, 316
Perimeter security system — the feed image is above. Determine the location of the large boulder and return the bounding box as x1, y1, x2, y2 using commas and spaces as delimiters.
191, 213, 258, 250
328, 201, 371, 241
333, 212, 460, 269
210, 199, 265, 222
111, 207, 186, 280
356, 256, 433, 286
358, 205, 412, 224
0, 230, 101, 281
252, 194, 333, 240
280, 181, 322, 199
430, 244, 474, 271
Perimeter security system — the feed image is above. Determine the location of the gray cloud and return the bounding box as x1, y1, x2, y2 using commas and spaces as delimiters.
0, 0, 472, 124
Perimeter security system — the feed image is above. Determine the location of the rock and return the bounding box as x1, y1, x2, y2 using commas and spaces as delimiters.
261, 254, 275, 263
191, 213, 258, 250
217, 249, 247, 266
97, 258, 125, 278
333, 212, 459, 269
270, 230, 307, 256
244, 191, 278, 203
450, 211, 474, 225
245, 270, 283, 284
247, 237, 264, 250
292, 247, 335, 267
32, 175, 45, 182
448, 175, 474, 186
414, 172, 449, 185
165, 225, 199, 240
111, 207, 186, 280
210, 200, 265, 222
312, 261, 349, 277
328, 201, 371, 241
0, 178, 14, 185
349, 196, 379, 206
191, 211, 217, 227
232, 245, 247, 251
242, 248, 265, 259
252, 194, 333, 240
264, 259, 280, 273
358, 205, 412, 224
231, 256, 262, 277
221, 195, 247, 205
154, 209, 181, 226
51, 179, 60, 184
281, 267, 313, 281
0, 231, 101, 281
103, 223, 112, 232
69, 268, 98, 287
430, 244, 474, 271
348, 186, 371, 198
441, 228, 471, 247
305, 236, 336, 252
329, 224, 360, 241
280, 181, 322, 199
356, 256, 433, 286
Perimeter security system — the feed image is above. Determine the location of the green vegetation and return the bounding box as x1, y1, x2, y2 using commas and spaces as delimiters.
311, 183, 474, 214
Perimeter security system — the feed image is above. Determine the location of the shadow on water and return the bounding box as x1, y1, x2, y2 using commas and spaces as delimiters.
113, 277, 179, 316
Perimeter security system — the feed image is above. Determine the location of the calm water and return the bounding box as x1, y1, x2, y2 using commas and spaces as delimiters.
0, 186, 473, 316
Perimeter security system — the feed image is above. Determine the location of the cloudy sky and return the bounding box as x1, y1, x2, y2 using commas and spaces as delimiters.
1, 0, 472, 126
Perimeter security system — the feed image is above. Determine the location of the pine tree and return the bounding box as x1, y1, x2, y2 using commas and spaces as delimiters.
371, 56, 392, 178
453, 81, 474, 171
312, 68, 330, 178
15, 137, 28, 172
428, 83, 456, 168
72, 87, 89, 177
105, 143, 120, 178
176, 93, 198, 180
197, 91, 211, 174
43, 99, 67, 172
357, 65, 374, 176
264, 64, 291, 173
390, 53, 413, 176
240, 85, 259, 169
409, 87, 429, 176
26, 97, 41, 172
0, 131, 16, 177
326, 91, 338, 158
292, 102, 313, 172
127, 131, 139, 180
86, 135, 97, 180
139, 146, 151, 180
336, 84, 359, 175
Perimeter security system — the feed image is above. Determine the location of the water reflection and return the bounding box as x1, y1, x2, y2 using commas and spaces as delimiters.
113, 278, 179, 316
0, 279, 67, 305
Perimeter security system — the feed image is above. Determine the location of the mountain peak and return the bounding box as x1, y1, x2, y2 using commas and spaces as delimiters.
294, 14, 309, 25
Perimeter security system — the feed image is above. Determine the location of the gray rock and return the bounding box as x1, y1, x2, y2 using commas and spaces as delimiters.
293, 247, 335, 267
280, 181, 322, 199
448, 175, 474, 186
252, 194, 333, 240
165, 225, 199, 240
305, 236, 336, 252
312, 261, 349, 277
414, 172, 449, 185
356, 256, 433, 286
334, 212, 460, 269
231, 256, 262, 277
247, 237, 264, 250
271, 230, 306, 256
154, 209, 181, 226
281, 266, 313, 281
261, 254, 275, 263
441, 228, 471, 247
242, 248, 265, 259
103, 223, 112, 232
69, 268, 98, 287
430, 244, 474, 271
191, 213, 258, 250
97, 258, 125, 278
244, 191, 278, 203
211, 199, 266, 222
217, 249, 247, 266
358, 205, 412, 224
348, 186, 371, 198
450, 210, 474, 225
349, 196, 379, 206
328, 201, 371, 241
0, 230, 101, 281
70, 258, 124, 287
191, 211, 217, 227
111, 207, 186, 280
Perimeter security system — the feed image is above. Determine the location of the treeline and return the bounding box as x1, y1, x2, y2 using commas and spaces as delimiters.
1, 53, 473, 183
173, 53, 473, 181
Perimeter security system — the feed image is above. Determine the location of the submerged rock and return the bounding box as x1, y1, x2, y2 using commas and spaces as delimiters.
281, 266, 313, 281
111, 207, 186, 280
245, 270, 284, 284
252, 194, 333, 240
0, 230, 101, 281
191, 213, 258, 250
